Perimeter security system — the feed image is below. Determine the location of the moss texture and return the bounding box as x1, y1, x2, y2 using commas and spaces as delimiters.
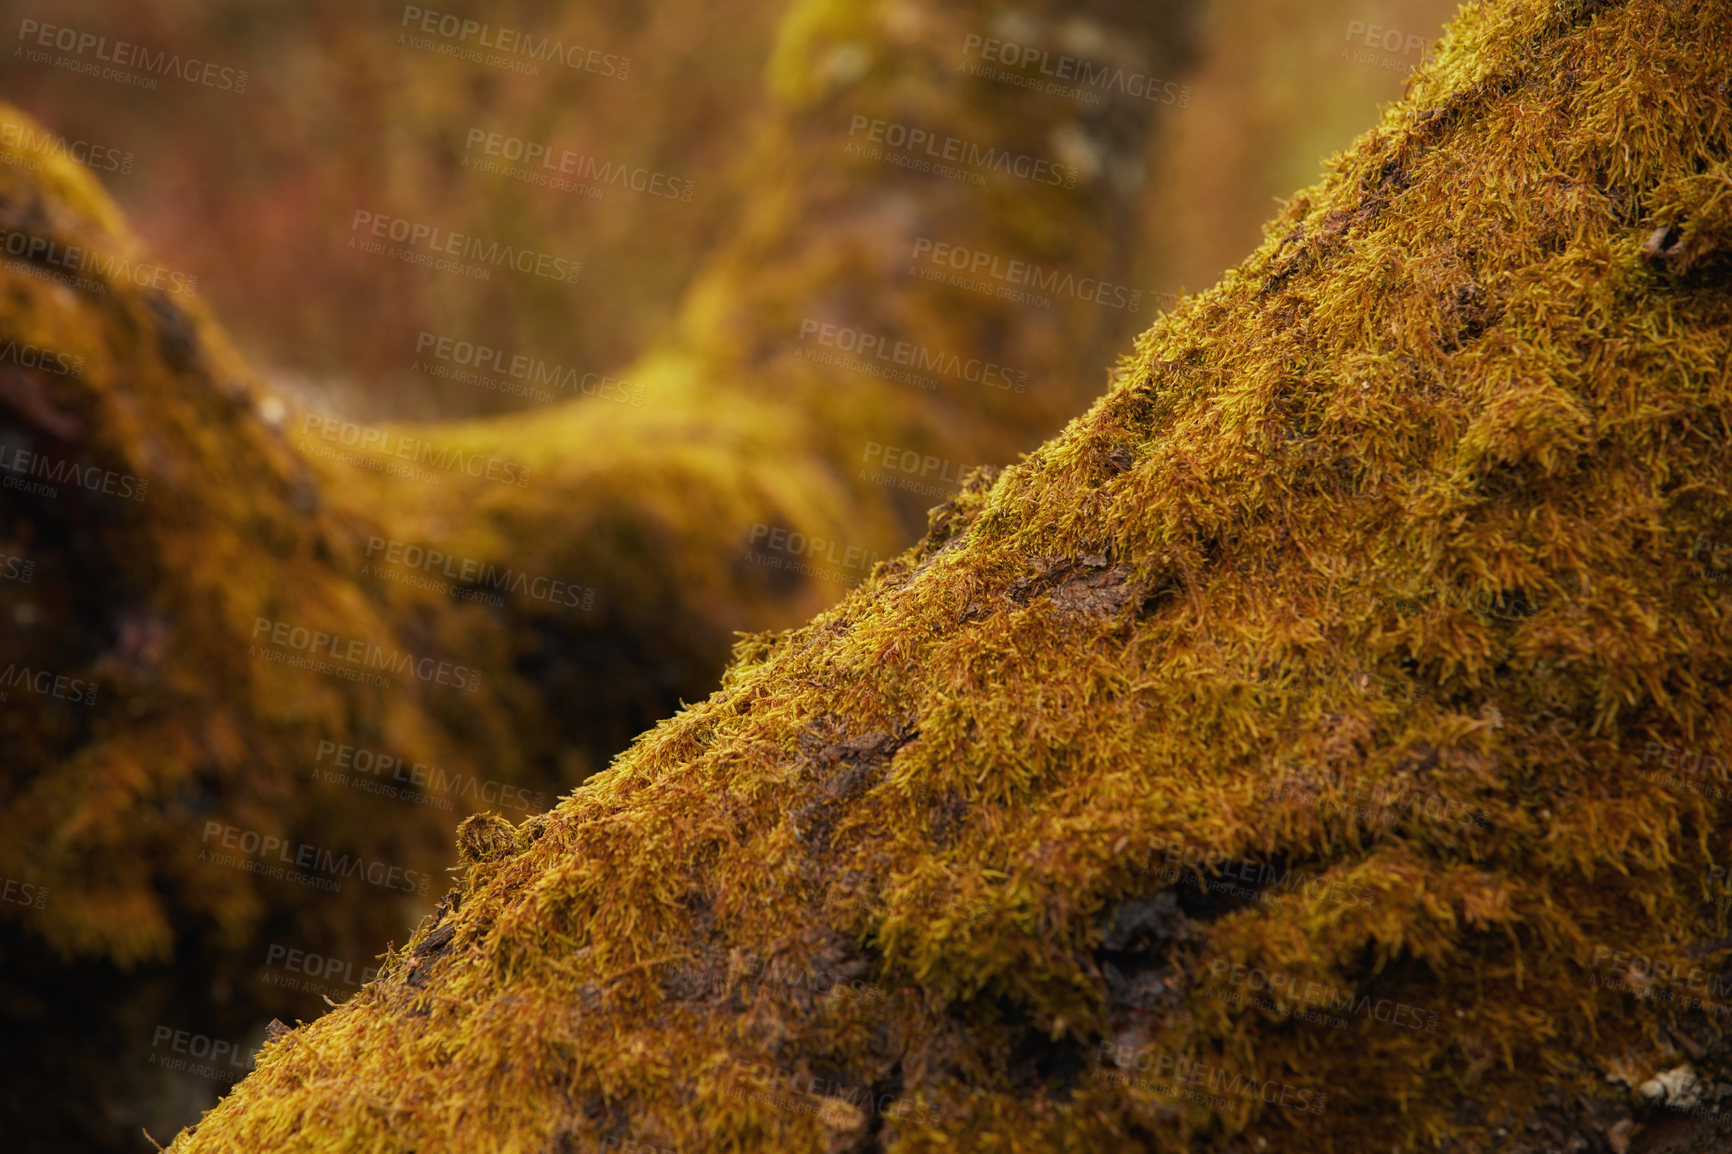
0, 98, 549, 1150
0, 0, 1195, 969
0, 102, 515, 970
170, 0, 1732, 1150
0, 0, 1202, 1146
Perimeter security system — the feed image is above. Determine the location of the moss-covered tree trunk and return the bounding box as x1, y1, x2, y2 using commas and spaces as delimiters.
0, 0, 1200, 1148
168, 0, 1732, 1150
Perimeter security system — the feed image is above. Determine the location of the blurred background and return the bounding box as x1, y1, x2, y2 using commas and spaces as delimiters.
7, 0, 1457, 422
0, 0, 1460, 1148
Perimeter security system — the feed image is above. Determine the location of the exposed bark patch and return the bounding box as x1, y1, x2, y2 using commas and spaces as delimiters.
791, 724, 915, 855
404, 921, 457, 989
659, 890, 726, 1004
1440, 280, 1502, 354
0, 367, 82, 440
924, 787, 970, 849
1642, 221, 1732, 283
145, 293, 204, 375
1008, 552, 1145, 621
1095, 892, 1194, 1057
933, 994, 1092, 1104
1048, 564, 1142, 619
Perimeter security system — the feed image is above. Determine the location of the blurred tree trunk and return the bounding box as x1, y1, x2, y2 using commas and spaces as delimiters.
347, 0, 1206, 780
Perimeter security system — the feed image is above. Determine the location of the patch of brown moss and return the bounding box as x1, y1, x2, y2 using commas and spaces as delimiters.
171, 0, 1732, 1150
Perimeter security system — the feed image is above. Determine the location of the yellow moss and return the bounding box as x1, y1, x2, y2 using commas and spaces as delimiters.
2, 0, 1203, 1144
0, 104, 131, 243
169, 0, 1732, 1149
767, 0, 881, 107
0, 102, 538, 973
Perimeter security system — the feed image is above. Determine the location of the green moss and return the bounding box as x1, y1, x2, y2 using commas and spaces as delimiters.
169, 0, 1732, 1150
